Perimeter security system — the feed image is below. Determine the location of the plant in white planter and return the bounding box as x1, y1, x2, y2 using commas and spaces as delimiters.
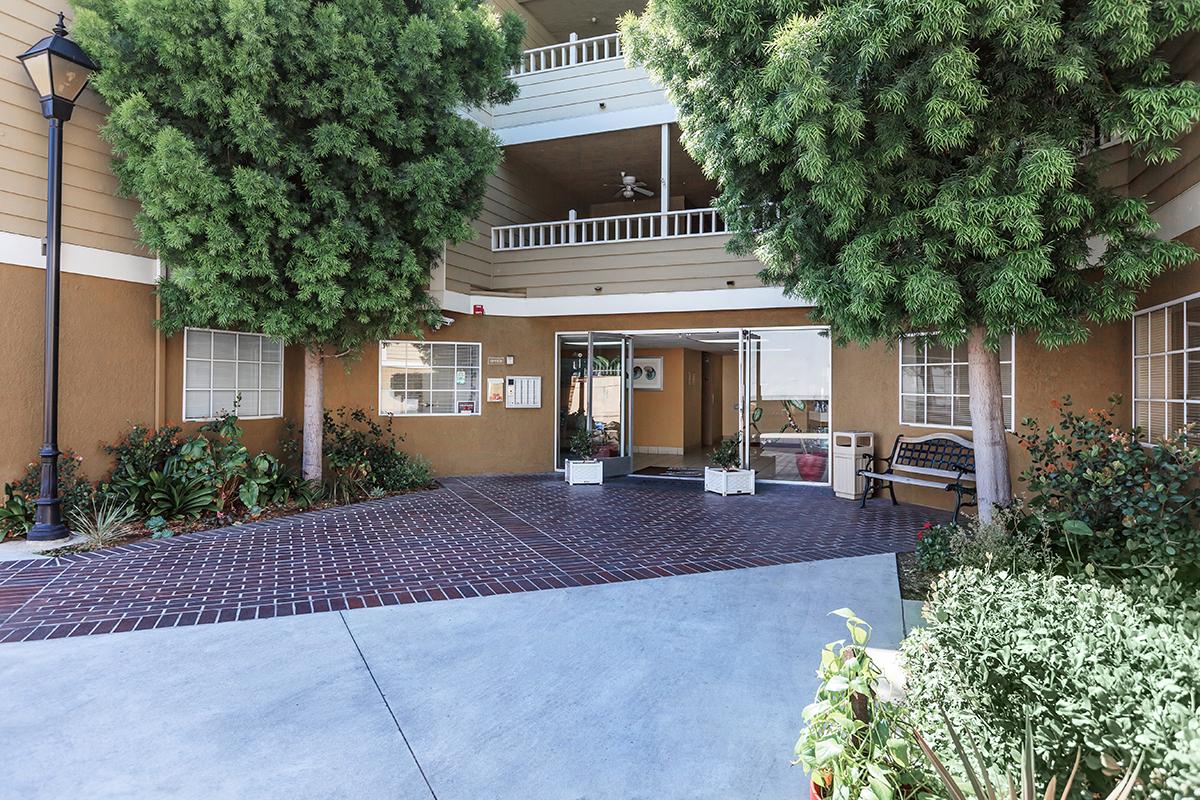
565, 428, 603, 485
704, 436, 755, 496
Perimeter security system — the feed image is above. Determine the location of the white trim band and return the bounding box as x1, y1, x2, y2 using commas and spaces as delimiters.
0, 230, 157, 285
441, 286, 812, 317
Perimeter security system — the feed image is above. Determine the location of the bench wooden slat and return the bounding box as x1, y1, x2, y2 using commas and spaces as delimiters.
859, 470, 958, 490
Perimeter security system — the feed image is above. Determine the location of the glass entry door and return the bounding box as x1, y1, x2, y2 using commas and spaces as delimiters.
556, 332, 633, 476
741, 328, 832, 483
738, 330, 761, 469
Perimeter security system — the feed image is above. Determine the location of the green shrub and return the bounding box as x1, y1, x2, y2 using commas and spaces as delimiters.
901, 568, 1200, 800
103, 424, 182, 512
323, 407, 432, 500
0, 483, 34, 539
1019, 397, 1200, 580
1, 453, 93, 538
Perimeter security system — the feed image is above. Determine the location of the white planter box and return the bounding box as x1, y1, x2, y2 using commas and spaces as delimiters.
704, 467, 755, 496
565, 459, 604, 485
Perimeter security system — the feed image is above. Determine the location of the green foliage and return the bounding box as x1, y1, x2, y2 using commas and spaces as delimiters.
708, 436, 742, 471
794, 609, 934, 800
917, 505, 1058, 577
323, 407, 432, 501
915, 522, 955, 573
623, 1, 1199, 348
103, 424, 183, 512
146, 468, 217, 520
915, 715, 1145, 800
67, 496, 136, 549
103, 415, 309, 522
74, 0, 524, 353
901, 568, 1200, 800
1019, 397, 1200, 580
144, 515, 171, 539
0, 484, 34, 539
2, 453, 94, 538
567, 428, 598, 462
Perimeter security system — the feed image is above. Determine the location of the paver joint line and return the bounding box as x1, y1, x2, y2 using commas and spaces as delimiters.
0, 474, 945, 643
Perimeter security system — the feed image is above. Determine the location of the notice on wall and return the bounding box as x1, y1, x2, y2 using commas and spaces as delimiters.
487, 356, 506, 366
486, 377, 504, 403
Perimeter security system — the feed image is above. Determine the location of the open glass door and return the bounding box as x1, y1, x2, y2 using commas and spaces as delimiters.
738, 329, 761, 469
556, 332, 632, 475
586, 332, 633, 477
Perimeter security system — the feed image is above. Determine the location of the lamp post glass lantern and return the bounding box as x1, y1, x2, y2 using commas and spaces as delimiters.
18, 13, 97, 541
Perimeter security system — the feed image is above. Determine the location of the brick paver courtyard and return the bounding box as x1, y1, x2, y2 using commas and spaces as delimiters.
0, 474, 944, 643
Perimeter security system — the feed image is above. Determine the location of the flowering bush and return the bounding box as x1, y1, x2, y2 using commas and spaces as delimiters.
914, 521, 954, 572
1019, 396, 1200, 581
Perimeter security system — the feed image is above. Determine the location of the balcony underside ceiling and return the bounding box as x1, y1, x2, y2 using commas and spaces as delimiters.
503, 123, 717, 218
517, 0, 646, 40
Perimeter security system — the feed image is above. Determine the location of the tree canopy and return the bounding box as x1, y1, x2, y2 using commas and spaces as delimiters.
624, 0, 1200, 350
76, 0, 524, 351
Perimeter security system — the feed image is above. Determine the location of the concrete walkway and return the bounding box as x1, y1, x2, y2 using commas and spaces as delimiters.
0, 553, 903, 800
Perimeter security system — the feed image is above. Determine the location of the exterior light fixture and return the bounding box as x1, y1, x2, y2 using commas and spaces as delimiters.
18, 13, 98, 541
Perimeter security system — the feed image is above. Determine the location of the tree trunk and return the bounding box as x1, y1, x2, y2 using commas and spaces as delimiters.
302, 346, 324, 483
966, 326, 1012, 522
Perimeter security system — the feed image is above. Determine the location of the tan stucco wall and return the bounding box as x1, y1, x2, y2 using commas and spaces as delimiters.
0, 262, 156, 481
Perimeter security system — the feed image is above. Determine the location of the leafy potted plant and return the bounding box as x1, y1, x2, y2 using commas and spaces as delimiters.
565, 428, 603, 486
794, 609, 934, 800
704, 435, 755, 496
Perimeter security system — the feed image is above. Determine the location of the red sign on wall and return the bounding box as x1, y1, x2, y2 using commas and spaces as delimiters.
473, 304, 485, 315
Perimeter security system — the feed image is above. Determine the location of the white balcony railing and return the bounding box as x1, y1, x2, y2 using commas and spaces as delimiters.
491, 208, 728, 252
509, 32, 623, 77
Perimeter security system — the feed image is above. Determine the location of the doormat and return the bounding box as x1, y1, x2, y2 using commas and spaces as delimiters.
634, 466, 704, 478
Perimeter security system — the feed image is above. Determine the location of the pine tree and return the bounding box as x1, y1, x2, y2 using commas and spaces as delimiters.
75, 0, 523, 480
624, 0, 1200, 519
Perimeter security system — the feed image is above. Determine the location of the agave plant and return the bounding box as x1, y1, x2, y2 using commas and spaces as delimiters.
914, 711, 1144, 800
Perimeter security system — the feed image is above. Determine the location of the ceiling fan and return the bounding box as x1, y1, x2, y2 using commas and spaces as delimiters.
607, 171, 655, 199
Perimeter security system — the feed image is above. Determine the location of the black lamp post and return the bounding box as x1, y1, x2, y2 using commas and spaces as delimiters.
18, 13, 97, 541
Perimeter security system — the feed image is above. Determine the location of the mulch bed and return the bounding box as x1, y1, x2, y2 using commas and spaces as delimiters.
896, 550, 936, 601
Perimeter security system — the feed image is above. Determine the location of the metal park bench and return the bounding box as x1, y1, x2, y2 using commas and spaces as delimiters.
857, 433, 977, 522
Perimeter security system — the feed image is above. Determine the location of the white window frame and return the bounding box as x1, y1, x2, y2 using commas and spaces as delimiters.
182, 327, 285, 422
1131, 290, 1199, 444
377, 340, 483, 417
898, 332, 1017, 432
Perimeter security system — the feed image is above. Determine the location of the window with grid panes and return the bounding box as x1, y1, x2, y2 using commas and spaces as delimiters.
378, 341, 481, 415
183, 329, 283, 420
899, 334, 1015, 430
1133, 294, 1199, 445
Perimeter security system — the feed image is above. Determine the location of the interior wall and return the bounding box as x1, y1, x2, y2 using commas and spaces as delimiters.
630, 347, 683, 450
720, 353, 739, 438
682, 349, 702, 449
701, 352, 722, 447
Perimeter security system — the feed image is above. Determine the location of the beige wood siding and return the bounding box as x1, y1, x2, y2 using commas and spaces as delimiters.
489, 234, 763, 297
488, 0, 557, 49
0, 2, 142, 255
445, 154, 580, 292
494, 59, 666, 132
1097, 33, 1200, 209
